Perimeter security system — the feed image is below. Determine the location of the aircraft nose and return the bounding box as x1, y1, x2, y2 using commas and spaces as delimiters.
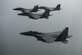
20, 32, 28, 35
20, 32, 25, 35
18, 13, 25, 15
13, 8, 21, 10
20, 31, 32, 35
13, 8, 18, 10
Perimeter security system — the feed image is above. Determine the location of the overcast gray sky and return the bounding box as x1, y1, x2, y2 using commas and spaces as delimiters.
0, 0, 82, 55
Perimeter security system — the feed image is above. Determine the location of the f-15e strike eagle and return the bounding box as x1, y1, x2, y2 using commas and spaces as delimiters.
20, 27, 72, 44
13, 4, 61, 20
18, 9, 51, 19
38, 4, 61, 11
13, 5, 39, 13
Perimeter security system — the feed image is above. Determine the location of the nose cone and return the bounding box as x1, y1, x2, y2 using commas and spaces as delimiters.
20, 32, 30, 36
13, 8, 22, 10
13, 8, 17, 10
13, 8, 19, 10
20, 31, 33, 36
20, 32, 28, 35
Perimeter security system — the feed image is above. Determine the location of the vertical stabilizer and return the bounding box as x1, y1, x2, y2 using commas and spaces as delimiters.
55, 27, 69, 41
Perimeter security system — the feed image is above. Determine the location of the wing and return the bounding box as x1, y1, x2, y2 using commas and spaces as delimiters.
39, 31, 62, 43
46, 31, 61, 35
45, 31, 62, 38
30, 14, 41, 19
36, 34, 56, 43
23, 9, 32, 12
42, 37, 55, 43
29, 13, 42, 19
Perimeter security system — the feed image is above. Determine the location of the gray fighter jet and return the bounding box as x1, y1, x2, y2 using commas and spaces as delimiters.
38, 4, 61, 11
18, 9, 51, 19
13, 5, 39, 13
20, 27, 72, 44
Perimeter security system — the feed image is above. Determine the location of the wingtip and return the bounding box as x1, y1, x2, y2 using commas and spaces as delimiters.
13, 8, 17, 10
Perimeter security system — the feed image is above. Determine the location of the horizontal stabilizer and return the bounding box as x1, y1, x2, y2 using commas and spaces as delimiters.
61, 40, 68, 44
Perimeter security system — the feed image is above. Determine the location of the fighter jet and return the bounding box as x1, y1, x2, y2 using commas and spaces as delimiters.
38, 4, 61, 11
18, 9, 51, 19
13, 5, 39, 13
20, 27, 72, 44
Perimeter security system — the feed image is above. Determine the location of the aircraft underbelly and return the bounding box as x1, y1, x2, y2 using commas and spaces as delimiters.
24, 9, 32, 12
42, 37, 55, 43
31, 14, 41, 19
